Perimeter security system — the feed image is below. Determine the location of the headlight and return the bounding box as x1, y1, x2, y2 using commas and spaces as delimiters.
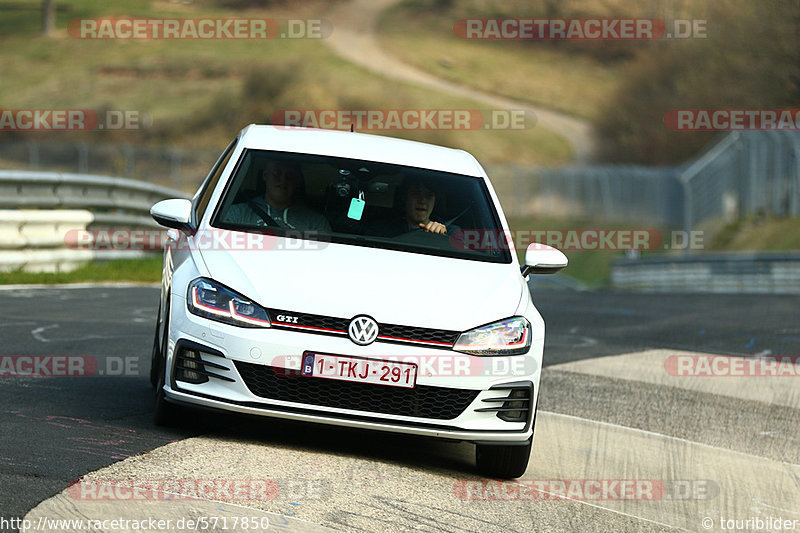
187, 278, 271, 328
453, 317, 531, 356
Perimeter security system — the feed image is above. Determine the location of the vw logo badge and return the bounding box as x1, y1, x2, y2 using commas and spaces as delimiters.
348, 315, 379, 346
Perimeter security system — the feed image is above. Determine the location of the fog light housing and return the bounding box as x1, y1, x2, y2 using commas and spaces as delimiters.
500, 389, 529, 422
175, 348, 208, 384
475, 382, 532, 423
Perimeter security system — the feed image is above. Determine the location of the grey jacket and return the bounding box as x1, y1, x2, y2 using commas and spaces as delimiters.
225, 197, 331, 233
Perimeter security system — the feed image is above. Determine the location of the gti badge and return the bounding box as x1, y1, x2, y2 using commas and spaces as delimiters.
348, 315, 379, 346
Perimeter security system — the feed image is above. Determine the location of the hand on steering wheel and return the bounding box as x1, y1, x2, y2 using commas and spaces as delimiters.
418, 221, 447, 235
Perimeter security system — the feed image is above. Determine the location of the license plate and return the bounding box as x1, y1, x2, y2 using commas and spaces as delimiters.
301, 352, 417, 389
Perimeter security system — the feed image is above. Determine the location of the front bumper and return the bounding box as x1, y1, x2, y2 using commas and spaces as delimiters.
165, 385, 534, 443
165, 297, 542, 444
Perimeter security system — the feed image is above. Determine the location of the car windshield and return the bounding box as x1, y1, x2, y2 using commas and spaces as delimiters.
212, 149, 511, 263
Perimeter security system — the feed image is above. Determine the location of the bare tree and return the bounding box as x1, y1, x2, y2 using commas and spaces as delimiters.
42, 0, 55, 36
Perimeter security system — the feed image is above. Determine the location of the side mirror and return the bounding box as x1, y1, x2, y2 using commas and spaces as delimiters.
521, 243, 568, 276
151, 199, 194, 232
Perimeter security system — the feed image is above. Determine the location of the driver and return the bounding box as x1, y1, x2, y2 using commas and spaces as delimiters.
403, 179, 448, 234
226, 160, 330, 232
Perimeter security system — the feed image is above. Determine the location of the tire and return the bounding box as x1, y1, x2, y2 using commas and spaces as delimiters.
154, 299, 180, 427
475, 439, 532, 479
149, 303, 162, 388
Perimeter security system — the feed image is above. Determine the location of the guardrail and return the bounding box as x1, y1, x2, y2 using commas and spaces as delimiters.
611, 253, 800, 294
678, 131, 800, 232
0, 139, 218, 192
489, 164, 683, 224
4, 132, 799, 232
0, 171, 188, 273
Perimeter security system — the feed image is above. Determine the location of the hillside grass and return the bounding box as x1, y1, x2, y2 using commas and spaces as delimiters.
376, 0, 628, 121
0, 0, 571, 171
710, 216, 800, 252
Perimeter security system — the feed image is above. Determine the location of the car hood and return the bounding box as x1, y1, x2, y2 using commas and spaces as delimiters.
198, 239, 524, 332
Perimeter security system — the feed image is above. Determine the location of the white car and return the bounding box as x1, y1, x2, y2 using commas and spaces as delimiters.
149, 125, 567, 478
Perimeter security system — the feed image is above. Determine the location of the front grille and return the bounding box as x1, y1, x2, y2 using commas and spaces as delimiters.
234, 361, 479, 420
267, 308, 460, 348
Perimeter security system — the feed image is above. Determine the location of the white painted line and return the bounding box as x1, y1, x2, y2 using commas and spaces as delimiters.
505, 478, 689, 532
0, 282, 159, 290
540, 410, 800, 468
531, 411, 800, 531
31, 325, 59, 343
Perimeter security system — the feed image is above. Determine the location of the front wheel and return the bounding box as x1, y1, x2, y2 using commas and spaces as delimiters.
475, 439, 532, 479
154, 300, 180, 426
149, 303, 162, 388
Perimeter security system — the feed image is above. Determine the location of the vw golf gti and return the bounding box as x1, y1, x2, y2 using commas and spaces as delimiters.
150, 124, 567, 478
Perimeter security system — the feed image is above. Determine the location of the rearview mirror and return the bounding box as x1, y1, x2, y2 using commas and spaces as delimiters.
151, 199, 193, 232
521, 243, 568, 276
368, 181, 389, 193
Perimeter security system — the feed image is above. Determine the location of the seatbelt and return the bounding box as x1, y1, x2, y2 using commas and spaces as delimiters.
444, 203, 473, 226
247, 200, 280, 228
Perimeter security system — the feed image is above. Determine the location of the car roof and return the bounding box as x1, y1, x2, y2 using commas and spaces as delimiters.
237, 124, 485, 177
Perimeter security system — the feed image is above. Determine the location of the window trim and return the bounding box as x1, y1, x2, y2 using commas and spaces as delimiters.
192, 137, 239, 231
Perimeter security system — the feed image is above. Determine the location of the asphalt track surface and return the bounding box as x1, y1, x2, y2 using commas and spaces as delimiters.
0, 284, 798, 532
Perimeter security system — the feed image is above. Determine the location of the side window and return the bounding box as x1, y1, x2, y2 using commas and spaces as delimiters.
195, 139, 237, 224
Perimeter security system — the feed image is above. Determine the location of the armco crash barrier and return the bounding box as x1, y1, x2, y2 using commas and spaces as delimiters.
611, 252, 800, 294
0, 210, 94, 272
0, 171, 187, 273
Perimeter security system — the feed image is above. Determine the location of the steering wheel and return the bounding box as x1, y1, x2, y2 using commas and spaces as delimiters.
394, 229, 452, 247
